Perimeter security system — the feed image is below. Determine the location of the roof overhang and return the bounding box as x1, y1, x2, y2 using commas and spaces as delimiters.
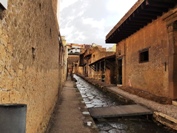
89, 54, 115, 66
106, 0, 177, 43
89, 54, 116, 71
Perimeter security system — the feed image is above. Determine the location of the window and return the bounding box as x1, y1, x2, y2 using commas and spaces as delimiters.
32, 47, 36, 60
139, 49, 149, 63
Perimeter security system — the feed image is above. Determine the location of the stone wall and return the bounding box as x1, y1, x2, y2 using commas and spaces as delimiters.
0, 1, 60, 133
61, 37, 68, 85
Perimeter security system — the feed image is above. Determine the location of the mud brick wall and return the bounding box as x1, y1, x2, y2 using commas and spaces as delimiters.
0, 0, 60, 133
116, 17, 170, 98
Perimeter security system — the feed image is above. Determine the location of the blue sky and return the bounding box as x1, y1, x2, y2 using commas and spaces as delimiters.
58, 0, 137, 47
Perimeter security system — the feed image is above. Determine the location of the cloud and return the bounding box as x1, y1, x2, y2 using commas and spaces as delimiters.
60, 26, 75, 36
106, 0, 137, 13
60, 0, 79, 11
82, 18, 105, 30
59, 0, 137, 47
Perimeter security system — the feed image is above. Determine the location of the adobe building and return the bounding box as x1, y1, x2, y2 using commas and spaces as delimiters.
79, 45, 104, 77
89, 54, 116, 84
89, 47, 115, 80
77, 45, 91, 75
67, 43, 85, 54
0, 1, 66, 133
67, 43, 85, 77
79, 47, 91, 76
79, 44, 116, 84
106, 0, 177, 103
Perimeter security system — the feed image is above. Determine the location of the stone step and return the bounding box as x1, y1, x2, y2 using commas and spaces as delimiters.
154, 112, 177, 131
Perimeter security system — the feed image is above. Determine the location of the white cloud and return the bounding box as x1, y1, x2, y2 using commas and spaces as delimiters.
73, 31, 86, 41
60, 26, 75, 36
58, 0, 137, 47
82, 17, 105, 30
60, 0, 79, 11
106, 0, 137, 14
78, 10, 85, 17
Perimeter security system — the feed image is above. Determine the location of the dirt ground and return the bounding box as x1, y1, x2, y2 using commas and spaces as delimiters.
119, 86, 172, 104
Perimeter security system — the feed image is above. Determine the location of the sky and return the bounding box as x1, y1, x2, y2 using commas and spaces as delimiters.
58, 0, 137, 47
0, 0, 8, 9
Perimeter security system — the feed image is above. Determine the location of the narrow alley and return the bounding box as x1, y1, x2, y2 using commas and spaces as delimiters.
65, 1, 177, 132
47, 76, 96, 133
1, 1, 177, 133
46, 75, 176, 133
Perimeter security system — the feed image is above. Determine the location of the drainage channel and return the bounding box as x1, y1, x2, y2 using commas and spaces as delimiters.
74, 75, 176, 133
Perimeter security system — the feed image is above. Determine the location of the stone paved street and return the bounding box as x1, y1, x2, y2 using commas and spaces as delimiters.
74, 75, 177, 133
46, 74, 177, 133
80, 75, 177, 120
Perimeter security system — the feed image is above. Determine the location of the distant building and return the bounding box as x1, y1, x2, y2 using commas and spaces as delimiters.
67, 43, 84, 55
78, 44, 116, 84
67, 43, 86, 75
89, 47, 115, 83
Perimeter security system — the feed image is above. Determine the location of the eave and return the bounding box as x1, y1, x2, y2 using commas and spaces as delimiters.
89, 54, 115, 66
106, 0, 177, 43
89, 54, 116, 71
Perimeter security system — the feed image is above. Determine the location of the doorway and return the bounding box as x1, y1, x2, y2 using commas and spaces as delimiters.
117, 59, 122, 84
